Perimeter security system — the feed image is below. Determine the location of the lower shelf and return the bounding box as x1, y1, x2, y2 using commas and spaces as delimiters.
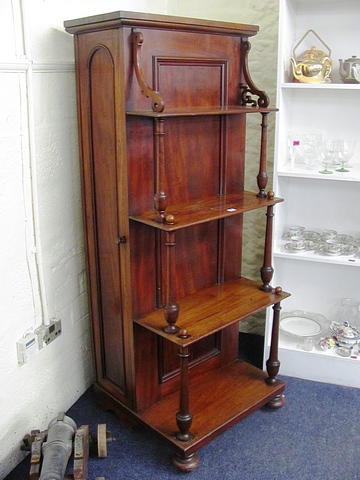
95, 360, 285, 458
274, 342, 360, 389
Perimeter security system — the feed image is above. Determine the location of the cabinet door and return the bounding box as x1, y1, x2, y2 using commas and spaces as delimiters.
76, 30, 134, 405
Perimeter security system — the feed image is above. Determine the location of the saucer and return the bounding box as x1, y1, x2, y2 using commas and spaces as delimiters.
318, 244, 358, 256
334, 234, 354, 244
302, 231, 321, 241
285, 241, 319, 253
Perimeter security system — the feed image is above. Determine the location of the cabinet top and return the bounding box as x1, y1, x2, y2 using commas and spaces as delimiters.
64, 10, 259, 37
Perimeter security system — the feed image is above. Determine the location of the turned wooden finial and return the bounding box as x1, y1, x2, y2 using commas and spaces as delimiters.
178, 329, 189, 339
166, 214, 175, 224
267, 191, 275, 199
275, 286, 282, 295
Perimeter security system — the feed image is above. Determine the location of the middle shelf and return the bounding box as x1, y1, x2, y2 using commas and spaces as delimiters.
133, 276, 290, 347
130, 191, 283, 231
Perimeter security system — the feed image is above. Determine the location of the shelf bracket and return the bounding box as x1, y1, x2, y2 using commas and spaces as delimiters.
239, 38, 269, 108
132, 30, 165, 112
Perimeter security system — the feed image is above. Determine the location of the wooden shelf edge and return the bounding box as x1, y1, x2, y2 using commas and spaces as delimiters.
126, 105, 277, 117
137, 360, 286, 455
129, 191, 284, 231
134, 277, 290, 347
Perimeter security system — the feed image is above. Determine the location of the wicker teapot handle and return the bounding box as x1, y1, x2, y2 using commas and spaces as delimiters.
292, 29, 331, 61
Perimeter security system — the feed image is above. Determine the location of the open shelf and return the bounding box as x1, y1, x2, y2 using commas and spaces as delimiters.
130, 192, 283, 231
134, 277, 290, 347
274, 251, 360, 267
126, 105, 277, 117
277, 164, 360, 182
137, 359, 286, 455
281, 82, 360, 91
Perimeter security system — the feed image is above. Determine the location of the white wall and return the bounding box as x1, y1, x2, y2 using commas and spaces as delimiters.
0, 1, 278, 477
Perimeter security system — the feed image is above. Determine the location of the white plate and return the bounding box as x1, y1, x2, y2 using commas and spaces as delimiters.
280, 315, 322, 337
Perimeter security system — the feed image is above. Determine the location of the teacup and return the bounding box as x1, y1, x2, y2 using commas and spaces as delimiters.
290, 235, 306, 250
323, 229, 337, 239
289, 225, 305, 236
325, 239, 342, 253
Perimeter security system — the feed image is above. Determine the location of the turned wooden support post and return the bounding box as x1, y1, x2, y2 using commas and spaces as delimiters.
260, 195, 274, 291
154, 118, 167, 223
163, 231, 180, 333
265, 296, 285, 409
257, 112, 269, 198
266, 298, 282, 386
175, 340, 193, 442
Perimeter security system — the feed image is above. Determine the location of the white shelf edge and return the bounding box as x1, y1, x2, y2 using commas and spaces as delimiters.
277, 166, 360, 182
277, 345, 360, 388
281, 82, 360, 91
274, 251, 360, 267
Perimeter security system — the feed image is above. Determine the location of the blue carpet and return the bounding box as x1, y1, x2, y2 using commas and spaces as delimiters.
6, 375, 360, 479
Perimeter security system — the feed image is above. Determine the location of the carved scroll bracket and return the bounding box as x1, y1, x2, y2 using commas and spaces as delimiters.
240, 38, 269, 108
132, 29, 165, 112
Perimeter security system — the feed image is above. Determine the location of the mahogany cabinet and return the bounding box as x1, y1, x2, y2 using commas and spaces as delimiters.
64, 11, 289, 471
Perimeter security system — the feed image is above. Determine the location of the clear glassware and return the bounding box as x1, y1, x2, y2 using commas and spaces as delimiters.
319, 150, 332, 174
339, 298, 360, 330
287, 132, 302, 169
336, 139, 356, 172
302, 132, 323, 170
322, 138, 341, 172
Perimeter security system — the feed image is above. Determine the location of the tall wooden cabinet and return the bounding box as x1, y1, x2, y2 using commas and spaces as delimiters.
65, 11, 289, 471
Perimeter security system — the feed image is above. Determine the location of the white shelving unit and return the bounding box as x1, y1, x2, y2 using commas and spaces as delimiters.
265, 0, 360, 388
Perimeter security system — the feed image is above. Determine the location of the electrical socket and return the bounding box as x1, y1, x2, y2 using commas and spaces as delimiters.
35, 319, 62, 349
17, 333, 38, 365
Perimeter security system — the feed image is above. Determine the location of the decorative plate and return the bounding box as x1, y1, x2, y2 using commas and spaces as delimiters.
280, 311, 324, 338
330, 321, 360, 341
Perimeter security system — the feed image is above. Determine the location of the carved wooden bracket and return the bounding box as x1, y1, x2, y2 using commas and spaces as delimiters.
240, 39, 269, 108
132, 30, 165, 112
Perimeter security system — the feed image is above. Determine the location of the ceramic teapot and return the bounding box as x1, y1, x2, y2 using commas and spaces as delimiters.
290, 29, 332, 83
339, 56, 360, 83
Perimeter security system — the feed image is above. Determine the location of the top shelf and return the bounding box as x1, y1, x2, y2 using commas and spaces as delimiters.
281, 83, 360, 91
129, 191, 283, 231
126, 105, 277, 117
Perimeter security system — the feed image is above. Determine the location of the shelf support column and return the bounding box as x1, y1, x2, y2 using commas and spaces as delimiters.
175, 345, 193, 442
265, 299, 285, 409
173, 340, 199, 471
257, 112, 269, 198
260, 196, 274, 292
163, 231, 180, 333
154, 118, 168, 223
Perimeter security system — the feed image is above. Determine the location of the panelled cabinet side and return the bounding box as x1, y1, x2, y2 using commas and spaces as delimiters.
73, 28, 135, 407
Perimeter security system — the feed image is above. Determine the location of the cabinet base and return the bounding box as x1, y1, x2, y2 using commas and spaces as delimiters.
94, 360, 285, 471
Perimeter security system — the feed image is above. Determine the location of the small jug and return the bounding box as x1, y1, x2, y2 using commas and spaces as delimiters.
339, 298, 360, 330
